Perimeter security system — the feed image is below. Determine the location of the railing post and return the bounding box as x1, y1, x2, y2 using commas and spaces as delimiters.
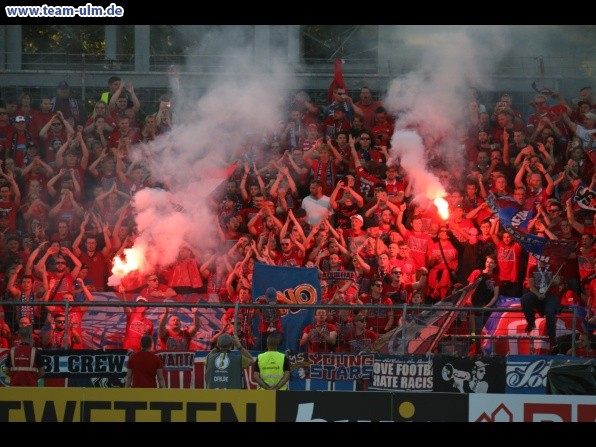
401, 302, 407, 355
64, 300, 70, 350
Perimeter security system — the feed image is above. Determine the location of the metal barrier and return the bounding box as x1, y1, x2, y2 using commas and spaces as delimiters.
0, 298, 581, 355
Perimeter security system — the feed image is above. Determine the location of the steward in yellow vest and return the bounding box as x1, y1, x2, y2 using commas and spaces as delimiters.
253, 332, 291, 390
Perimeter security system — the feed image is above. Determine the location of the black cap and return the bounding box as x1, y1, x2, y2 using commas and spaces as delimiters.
57, 81, 69, 89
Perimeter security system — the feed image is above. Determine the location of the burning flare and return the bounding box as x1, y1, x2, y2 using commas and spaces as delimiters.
434, 196, 449, 220
109, 246, 148, 286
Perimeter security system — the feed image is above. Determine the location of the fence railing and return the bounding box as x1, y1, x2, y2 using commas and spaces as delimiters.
0, 298, 580, 356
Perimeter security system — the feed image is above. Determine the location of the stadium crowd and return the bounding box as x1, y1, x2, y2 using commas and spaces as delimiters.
0, 76, 595, 357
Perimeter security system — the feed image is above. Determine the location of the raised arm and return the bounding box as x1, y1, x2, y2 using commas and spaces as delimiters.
125, 84, 141, 114
75, 278, 94, 304
117, 285, 132, 316
514, 158, 531, 188
396, 203, 408, 237
77, 131, 90, 169
501, 129, 511, 166
54, 135, 73, 169
188, 307, 201, 337
239, 163, 251, 202
329, 180, 344, 210
560, 112, 578, 134
46, 169, 66, 198
108, 82, 126, 112
566, 198, 585, 234
1, 170, 21, 206
325, 135, 343, 166
88, 150, 108, 178
72, 212, 90, 257
158, 306, 169, 339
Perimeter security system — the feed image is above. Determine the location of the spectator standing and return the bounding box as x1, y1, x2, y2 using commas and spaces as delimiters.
119, 291, 154, 352
205, 333, 254, 389
124, 334, 166, 388
299, 308, 338, 353
354, 86, 384, 131
254, 287, 283, 351
136, 273, 176, 301
6, 326, 44, 386
158, 306, 201, 350
161, 244, 204, 294
29, 96, 53, 139
253, 332, 291, 390
43, 280, 92, 349
301, 180, 333, 226
467, 255, 500, 353
72, 215, 112, 291
51, 81, 87, 127
342, 314, 378, 354
6, 266, 45, 332
10, 316, 41, 347
521, 259, 563, 353
41, 312, 81, 349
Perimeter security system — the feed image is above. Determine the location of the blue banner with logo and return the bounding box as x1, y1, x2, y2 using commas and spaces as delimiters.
252, 263, 320, 353
505, 355, 575, 394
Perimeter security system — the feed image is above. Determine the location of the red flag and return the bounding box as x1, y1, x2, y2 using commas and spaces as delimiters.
327, 58, 347, 103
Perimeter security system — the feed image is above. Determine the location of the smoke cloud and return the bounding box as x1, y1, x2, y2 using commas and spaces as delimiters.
384, 26, 510, 200
109, 26, 296, 285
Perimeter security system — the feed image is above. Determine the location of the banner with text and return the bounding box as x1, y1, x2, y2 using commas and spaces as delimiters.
252, 263, 320, 353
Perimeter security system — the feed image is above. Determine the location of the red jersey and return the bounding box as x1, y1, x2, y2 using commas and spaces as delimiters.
30, 111, 52, 139
384, 178, 408, 197
159, 328, 194, 351
78, 251, 109, 291
123, 313, 154, 351
355, 166, 382, 198
403, 230, 433, 270
42, 129, 68, 162
302, 322, 338, 353
47, 272, 76, 302
577, 246, 596, 280
273, 250, 304, 267
497, 241, 523, 283
108, 129, 141, 148
384, 281, 415, 304
126, 350, 164, 388
389, 258, 416, 283
370, 121, 394, 146
342, 328, 378, 353
0, 200, 18, 232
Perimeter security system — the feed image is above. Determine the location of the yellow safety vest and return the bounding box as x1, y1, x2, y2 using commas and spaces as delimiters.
256, 351, 287, 390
